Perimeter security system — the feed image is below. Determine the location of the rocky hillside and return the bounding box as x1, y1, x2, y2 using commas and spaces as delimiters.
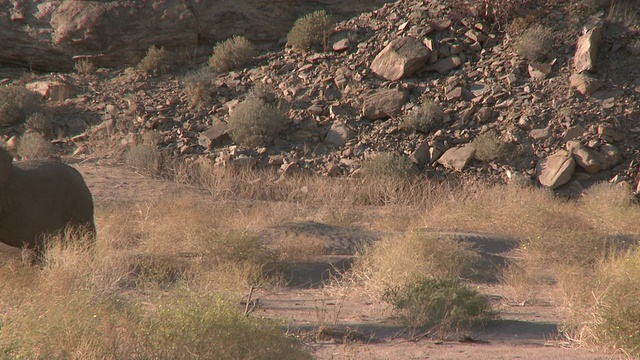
1, 0, 640, 197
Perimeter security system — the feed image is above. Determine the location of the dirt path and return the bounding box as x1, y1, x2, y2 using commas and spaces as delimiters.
77, 163, 623, 360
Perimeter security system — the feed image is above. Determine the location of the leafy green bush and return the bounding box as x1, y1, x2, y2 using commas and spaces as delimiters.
361, 152, 416, 178
472, 132, 507, 162
287, 10, 335, 52
514, 25, 554, 62
137, 45, 172, 74
383, 277, 494, 335
402, 99, 444, 133
209, 36, 257, 73
0, 85, 43, 127
227, 97, 288, 147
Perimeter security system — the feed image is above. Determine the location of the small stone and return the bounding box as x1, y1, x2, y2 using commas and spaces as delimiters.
569, 73, 604, 95
437, 144, 476, 171
409, 142, 430, 164
324, 122, 356, 147
529, 127, 552, 140
424, 56, 462, 73
333, 38, 350, 52
566, 140, 602, 174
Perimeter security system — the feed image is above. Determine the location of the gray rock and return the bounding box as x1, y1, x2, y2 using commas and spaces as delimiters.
536, 150, 576, 189
324, 122, 356, 148
566, 140, 602, 174
199, 120, 230, 149
424, 56, 462, 73
437, 144, 476, 171
370, 37, 431, 81
569, 73, 605, 96
409, 142, 430, 164
362, 88, 408, 120
574, 23, 603, 73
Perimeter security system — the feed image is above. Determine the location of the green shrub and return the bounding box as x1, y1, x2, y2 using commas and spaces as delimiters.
209, 36, 257, 73
402, 99, 444, 133
137, 45, 172, 74
227, 97, 288, 147
383, 277, 494, 336
361, 152, 416, 179
514, 25, 554, 62
17, 131, 56, 159
287, 10, 335, 52
74, 58, 95, 75
0, 85, 43, 127
472, 132, 506, 162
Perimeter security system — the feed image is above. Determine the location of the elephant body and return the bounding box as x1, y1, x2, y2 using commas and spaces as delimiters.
0, 148, 95, 250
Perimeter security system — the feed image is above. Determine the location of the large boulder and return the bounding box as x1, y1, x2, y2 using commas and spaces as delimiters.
536, 150, 576, 189
370, 37, 431, 81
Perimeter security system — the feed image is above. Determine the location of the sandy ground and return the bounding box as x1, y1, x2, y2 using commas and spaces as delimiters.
71, 163, 626, 359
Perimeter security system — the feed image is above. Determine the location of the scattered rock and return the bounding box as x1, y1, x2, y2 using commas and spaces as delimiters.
437, 144, 476, 171
536, 150, 576, 189
574, 23, 603, 73
370, 37, 431, 81
566, 140, 602, 174
324, 122, 356, 148
361, 88, 408, 120
569, 73, 605, 95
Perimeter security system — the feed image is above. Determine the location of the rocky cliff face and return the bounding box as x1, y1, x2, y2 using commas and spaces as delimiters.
0, 0, 392, 71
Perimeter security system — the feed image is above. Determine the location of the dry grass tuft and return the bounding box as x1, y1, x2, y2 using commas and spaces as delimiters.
401, 99, 444, 133
137, 45, 172, 74
183, 68, 215, 108
472, 132, 507, 162
74, 58, 95, 75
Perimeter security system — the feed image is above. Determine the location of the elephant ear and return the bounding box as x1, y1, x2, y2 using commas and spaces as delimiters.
0, 147, 13, 188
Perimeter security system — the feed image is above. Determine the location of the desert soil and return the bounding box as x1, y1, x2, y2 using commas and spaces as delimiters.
77, 162, 623, 360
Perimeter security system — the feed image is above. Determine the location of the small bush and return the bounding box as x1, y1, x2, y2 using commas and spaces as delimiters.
209, 36, 257, 73
183, 68, 215, 108
17, 132, 56, 159
74, 59, 95, 75
361, 152, 416, 179
125, 144, 163, 177
0, 85, 43, 127
514, 25, 554, 62
353, 232, 479, 294
287, 10, 335, 52
137, 45, 172, 74
227, 97, 288, 147
25, 112, 53, 136
383, 277, 494, 336
472, 132, 507, 162
402, 99, 444, 133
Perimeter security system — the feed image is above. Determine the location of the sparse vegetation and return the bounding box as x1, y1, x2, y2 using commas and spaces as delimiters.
137, 45, 172, 74
402, 99, 444, 133
25, 112, 53, 137
287, 10, 335, 52
383, 277, 494, 336
74, 58, 95, 75
125, 144, 163, 177
472, 132, 507, 162
227, 96, 288, 147
360, 152, 416, 179
209, 36, 257, 73
183, 68, 215, 108
17, 131, 56, 159
0, 85, 43, 127
514, 25, 554, 62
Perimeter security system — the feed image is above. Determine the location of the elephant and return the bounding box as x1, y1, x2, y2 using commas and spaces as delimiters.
0, 147, 95, 251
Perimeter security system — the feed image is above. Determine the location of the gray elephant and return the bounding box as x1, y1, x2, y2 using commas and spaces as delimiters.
0, 147, 95, 251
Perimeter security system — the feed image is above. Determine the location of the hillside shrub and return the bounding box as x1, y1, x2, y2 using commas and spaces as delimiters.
137, 45, 172, 74
514, 25, 554, 62
361, 152, 416, 179
287, 10, 334, 52
209, 36, 257, 73
74, 59, 95, 75
227, 97, 287, 147
17, 132, 56, 159
472, 132, 507, 162
0, 85, 43, 127
402, 99, 444, 133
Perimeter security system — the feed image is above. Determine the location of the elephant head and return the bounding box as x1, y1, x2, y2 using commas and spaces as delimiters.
0, 147, 95, 251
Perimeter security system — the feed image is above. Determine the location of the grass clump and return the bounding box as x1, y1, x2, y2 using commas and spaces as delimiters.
25, 112, 53, 136
183, 68, 215, 108
361, 152, 416, 179
402, 99, 444, 133
383, 277, 494, 336
17, 131, 56, 159
227, 97, 288, 147
353, 232, 479, 294
472, 132, 507, 162
125, 144, 163, 177
209, 35, 256, 73
0, 85, 43, 127
513, 25, 554, 62
287, 10, 335, 52
74, 58, 95, 75
137, 45, 172, 74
